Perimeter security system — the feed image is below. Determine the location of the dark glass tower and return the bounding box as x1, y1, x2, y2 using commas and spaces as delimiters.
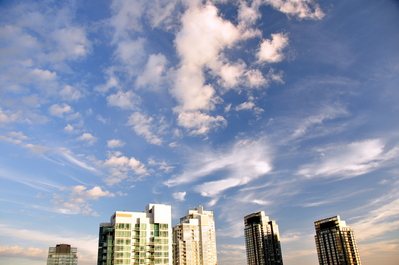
314, 216, 361, 265
244, 211, 283, 265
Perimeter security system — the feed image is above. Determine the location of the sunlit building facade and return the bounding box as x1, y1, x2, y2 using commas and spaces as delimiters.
173, 205, 217, 265
47, 244, 78, 265
244, 211, 283, 265
97, 204, 172, 265
314, 215, 361, 265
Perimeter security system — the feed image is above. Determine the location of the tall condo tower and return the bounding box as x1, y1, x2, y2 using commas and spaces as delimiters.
173, 205, 217, 265
244, 211, 283, 265
314, 215, 361, 265
97, 204, 172, 265
47, 244, 78, 265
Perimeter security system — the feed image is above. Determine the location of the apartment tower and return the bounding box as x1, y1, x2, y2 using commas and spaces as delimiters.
244, 211, 283, 265
47, 244, 78, 265
97, 204, 172, 265
314, 215, 361, 265
173, 205, 217, 265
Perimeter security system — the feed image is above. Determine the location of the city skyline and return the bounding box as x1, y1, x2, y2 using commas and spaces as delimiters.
1, 0, 399, 265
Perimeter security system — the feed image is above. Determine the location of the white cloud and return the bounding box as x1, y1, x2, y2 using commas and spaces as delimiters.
172, 3, 240, 113
103, 152, 148, 185
0, 224, 98, 263
177, 111, 227, 135
30, 68, 57, 80
0, 246, 46, 259
127, 112, 163, 145
76, 133, 97, 145
165, 139, 273, 198
107, 90, 140, 110
148, 158, 175, 173
8, 131, 27, 140
0, 108, 21, 123
107, 139, 126, 149
257, 33, 289, 63
59, 149, 98, 172
48, 103, 73, 118
64, 124, 74, 133
264, 0, 325, 20
136, 54, 168, 89
51, 27, 91, 60
114, 38, 146, 67
59, 85, 82, 101
51, 185, 115, 216
235, 101, 255, 111
172, 192, 186, 201
110, 0, 145, 42
352, 189, 399, 241
297, 139, 398, 179
95, 76, 118, 93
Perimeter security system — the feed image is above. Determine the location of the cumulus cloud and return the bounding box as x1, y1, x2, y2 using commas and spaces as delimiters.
51, 185, 114, 216
177, 111, 227, 135
103, 152, 148, 185
114, 38, 146, 67
64, 124, 74, 133
136, 54, 168, 89
172, 192, 186, 201
264, 0, 325, 20
107, 139, 126, 148
165, 139, 273, 199
257, 33, 289, 63
76, 133, 97, 145
0, 108, 21, 123
95, 76, 118, 93
48, 103, 73, 118
51, 27, 91, 60
107, 90, 140, 110
8, 131, 28, 140
235, 101, 255, 111
127, 112, 163, 145
297, 139, 399, 179
31, 68, 57, 80
110, 0, 146, 42
59, 85, 82, 101
0, 246, 46, 259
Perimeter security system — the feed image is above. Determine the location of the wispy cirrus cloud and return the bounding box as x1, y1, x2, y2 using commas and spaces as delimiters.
165, 139, 273, 204
297, 139, 399, 179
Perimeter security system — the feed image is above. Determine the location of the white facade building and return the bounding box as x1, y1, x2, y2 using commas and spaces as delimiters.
98, 204, 172, 265
172, 206, 217, 265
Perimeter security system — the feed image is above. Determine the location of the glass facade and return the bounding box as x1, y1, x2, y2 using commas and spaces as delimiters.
244, 211, 283, 265
47, 244, 78, 265
97, 204, 172, 265
314, 216, 361, 265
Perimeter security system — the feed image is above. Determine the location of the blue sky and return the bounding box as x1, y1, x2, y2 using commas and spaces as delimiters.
1, 0, 399, 264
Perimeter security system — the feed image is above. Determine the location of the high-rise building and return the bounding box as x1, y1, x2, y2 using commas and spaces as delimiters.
97, 204, 172, 265
314, 215, 361, 265
172, 205, 217, 265
244, 211, 283, 265
47, 244, 78, 265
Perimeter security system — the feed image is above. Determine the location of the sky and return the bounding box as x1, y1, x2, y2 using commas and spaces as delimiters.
0, 0, 399, 264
